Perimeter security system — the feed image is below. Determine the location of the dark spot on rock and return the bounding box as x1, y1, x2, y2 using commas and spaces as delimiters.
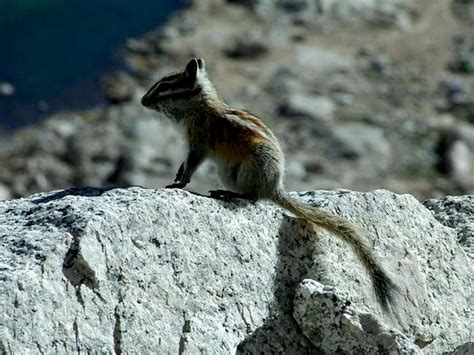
224, 39, 269, 60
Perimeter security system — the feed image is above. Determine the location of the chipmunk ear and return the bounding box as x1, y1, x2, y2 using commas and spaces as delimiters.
185, 58, 199, 79
197, 58, 205, 70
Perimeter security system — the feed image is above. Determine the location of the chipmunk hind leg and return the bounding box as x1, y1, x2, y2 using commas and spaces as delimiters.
232, 143, 285, 200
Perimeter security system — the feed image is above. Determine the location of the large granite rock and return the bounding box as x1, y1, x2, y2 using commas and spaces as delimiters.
424, 195, 474, 259
0, 188, 472, 353
293, 280, 422, 354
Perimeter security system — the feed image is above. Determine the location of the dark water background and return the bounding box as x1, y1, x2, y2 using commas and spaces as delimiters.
0, 0, 183, 131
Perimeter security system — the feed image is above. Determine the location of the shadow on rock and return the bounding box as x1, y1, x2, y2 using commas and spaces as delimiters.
31, 186, 123, 204
236, 214, 323, 353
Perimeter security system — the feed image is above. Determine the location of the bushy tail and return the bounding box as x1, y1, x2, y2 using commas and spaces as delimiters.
273, 191, 397, 311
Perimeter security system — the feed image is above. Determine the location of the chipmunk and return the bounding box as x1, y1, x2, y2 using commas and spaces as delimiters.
141, 58, 397, 311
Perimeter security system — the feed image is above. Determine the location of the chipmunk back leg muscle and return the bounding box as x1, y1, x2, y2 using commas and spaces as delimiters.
141, 58, 398, 311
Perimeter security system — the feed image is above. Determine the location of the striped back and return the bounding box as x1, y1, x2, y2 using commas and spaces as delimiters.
141, 58, 207, 109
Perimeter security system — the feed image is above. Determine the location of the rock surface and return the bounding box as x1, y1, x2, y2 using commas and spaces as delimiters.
424, 195, 474, 260
278, 94, 335, 122
293, 280, 422, 353
0, 187, 472, 353
0, 183, 11, 201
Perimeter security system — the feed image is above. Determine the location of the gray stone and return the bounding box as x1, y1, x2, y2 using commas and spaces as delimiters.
449, 342, 474, 355
0, 82, 15, 96
277, 0, 312, 13
224, 38, 269, 60
424, 195, 474, 259
294, 46, 354, 77
314, 0, 416, 28
447, 140, 473, 190
455, 123, 474, 150
450, 54, 474, 74
285, 159, 308, 181
293, 280, 422, 353
0, 188, 472, 353
228, 0, 417, 28
102, 72, 136, 104
0, 183, 11, 200
278, 94, 335, 122
328, 123, 391, 169
435, 123, 474, 191
125, 38, 155, 55
0, 104, 182, 197
371, 54, 392, 76
265, 67, 303, 95
452, 0, 474, 25
438, 77, 474, 121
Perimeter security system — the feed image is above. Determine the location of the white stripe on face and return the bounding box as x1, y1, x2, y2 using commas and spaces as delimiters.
150, 73, 198, 97
143, 63, 216, 106
157, 87, 195, 97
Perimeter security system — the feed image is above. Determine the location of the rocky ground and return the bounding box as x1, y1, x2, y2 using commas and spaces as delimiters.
0, 187, 472, 353
0, 0, 473, 200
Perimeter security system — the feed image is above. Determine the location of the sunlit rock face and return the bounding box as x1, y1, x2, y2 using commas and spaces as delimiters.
1, 187, 472, 353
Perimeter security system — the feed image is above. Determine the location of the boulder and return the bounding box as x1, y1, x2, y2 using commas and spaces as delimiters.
0, 183, 11, 200
293, 280, 422, 353
451, 0, 474, 25
102, 72, 136, 104
0, 188, 472, 353
278, 94, 335, 122
226, 0, 417, 28
224, 39, 269, 60
294, 46, 354, 77
327, 123, 392, 175
424, 195, 474, 260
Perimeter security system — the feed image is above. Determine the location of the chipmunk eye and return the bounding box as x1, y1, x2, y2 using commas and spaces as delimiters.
158, 82, 170, 92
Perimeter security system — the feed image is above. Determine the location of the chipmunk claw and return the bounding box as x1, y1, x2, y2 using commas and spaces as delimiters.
174, 163, 185, 182
166, 181, 187, 189
209, 189, 246, 200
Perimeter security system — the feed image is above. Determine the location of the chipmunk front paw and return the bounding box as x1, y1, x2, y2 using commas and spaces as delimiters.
209, 189, 244, 200
166, 181, 187, 189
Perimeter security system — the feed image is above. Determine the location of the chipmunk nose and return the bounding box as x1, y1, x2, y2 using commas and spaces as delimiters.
141, 93, 151, 107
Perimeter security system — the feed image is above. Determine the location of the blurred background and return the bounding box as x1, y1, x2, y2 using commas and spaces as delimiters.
0, 0, 473, 200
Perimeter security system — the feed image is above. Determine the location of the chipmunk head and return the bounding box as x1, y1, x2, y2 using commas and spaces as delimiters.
141, 58, 218, 118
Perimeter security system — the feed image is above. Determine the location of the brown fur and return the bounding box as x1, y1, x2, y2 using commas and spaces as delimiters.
209, 111, 270, 163
227, 109, 273, 136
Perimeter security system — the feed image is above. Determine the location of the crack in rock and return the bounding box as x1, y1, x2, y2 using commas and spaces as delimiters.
113, 305, 123, 355
178, 315, 191, 355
